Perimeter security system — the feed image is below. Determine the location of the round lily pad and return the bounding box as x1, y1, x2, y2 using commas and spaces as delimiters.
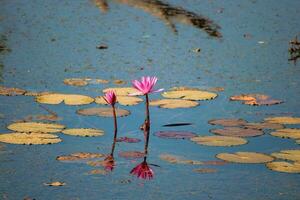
230, 94, 283, 106
63, 78, 89, 86
191, 136, 247, 146
0, 86, 26, 96
162, 88, 217, 100
77, 107, 130, 117
7, 122, 65, 133
159, 154, 203, 165
116, 137, 141, 143
208, 118, 248, 127
243, 122, 284, 130
216, 152, 274, 163
103, 87, 139, 96
95, 96, 143, 106
56, 152, 104, 161
210, 127, 263, 137
150, 99, 199, 109
113, 79, 127, 85
88, 169, 108, 175
193, 168, 218, 173
61, 128, 104, 137
89, 79, 109, 84
44, 181, 66, 186
154, 131, 196, 139
264, 116, 300, 124
0, 132, 62, 145
271, 150, 300, 162
270, 129, 300, 139
266, 161, 300, 173
36, 93, 94, 105
118, 151, 145, 159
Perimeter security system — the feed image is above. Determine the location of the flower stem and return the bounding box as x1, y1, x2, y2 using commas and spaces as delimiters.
110, 105, 118, 156
144, 94, 150, 156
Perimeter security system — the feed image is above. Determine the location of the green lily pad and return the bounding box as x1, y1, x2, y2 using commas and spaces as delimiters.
150, 99, 199, 109
216, 152, 274, 163
0, 132, 61, 145
162, 87, 217, 100
266, 161, 300, 173
36, 93, 94, 105
77, 107, 130, 117
62, 128, 104, 137
191, 136, 247, 146
264, 116, 300, 124
7, 122, 65, 133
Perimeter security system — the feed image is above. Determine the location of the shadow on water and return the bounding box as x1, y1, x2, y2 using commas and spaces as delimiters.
94, 0, 222, 38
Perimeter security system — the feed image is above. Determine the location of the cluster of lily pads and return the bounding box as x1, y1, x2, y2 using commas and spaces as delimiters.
0, 77, 299, 178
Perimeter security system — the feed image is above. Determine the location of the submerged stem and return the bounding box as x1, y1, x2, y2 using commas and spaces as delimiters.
110, 105, 118, 155
144, 94, 150, 155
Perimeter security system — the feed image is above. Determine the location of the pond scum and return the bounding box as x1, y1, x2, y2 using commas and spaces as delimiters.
0, 75, 300, 177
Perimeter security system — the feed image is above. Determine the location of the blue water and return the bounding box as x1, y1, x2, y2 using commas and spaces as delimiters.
0, 0, 300, 199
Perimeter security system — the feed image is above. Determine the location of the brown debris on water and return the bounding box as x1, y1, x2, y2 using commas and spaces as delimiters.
230, 94, 283, 106
288, 36, 300, 64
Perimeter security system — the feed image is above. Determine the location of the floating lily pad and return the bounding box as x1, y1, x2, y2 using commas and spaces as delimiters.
162, 88, 217, 100
24, 91, 53, 97
0, 132, 61, 145
208, 87, 225, 92
7, 122, 65, 133
61, 128, 104, 137
103, 87, 139, 96
270, 129, 300, 139
35, 114, 61, 121
159, 154, 203, 165
44, 181, 66, 186
118, 151, 145, 159
87, 160, 106, 167
77, 107, 130, 117
154, 131, 196, 139
0, 86, 26, 96
163, 122, 193, 127
88, 169, 108, 175
216, 152, 274, 163
89, 79, 109, 84
95, 96, 143, 106
244, 122, 284, 130
193, 168, 218, 173
264, 116, 300, 124
208, 118, 248, 127
271, 150, 300, 162
36, 93, 94, 105
266, 161, 300, 173
202, 160, 227, 166
150, 99, 199, 109
191, 136, 247, 146
210, 127, 263, 137
230, 94, 283, 106
63, 78, 89, 86
116, 137, 141, 143
57, 152, 104, 161
114, 80, 127, 85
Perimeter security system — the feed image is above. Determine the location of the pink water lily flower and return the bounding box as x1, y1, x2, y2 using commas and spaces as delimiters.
131, 76, 163, 95
130, 160, 154, 180
103, 90, 117, 106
